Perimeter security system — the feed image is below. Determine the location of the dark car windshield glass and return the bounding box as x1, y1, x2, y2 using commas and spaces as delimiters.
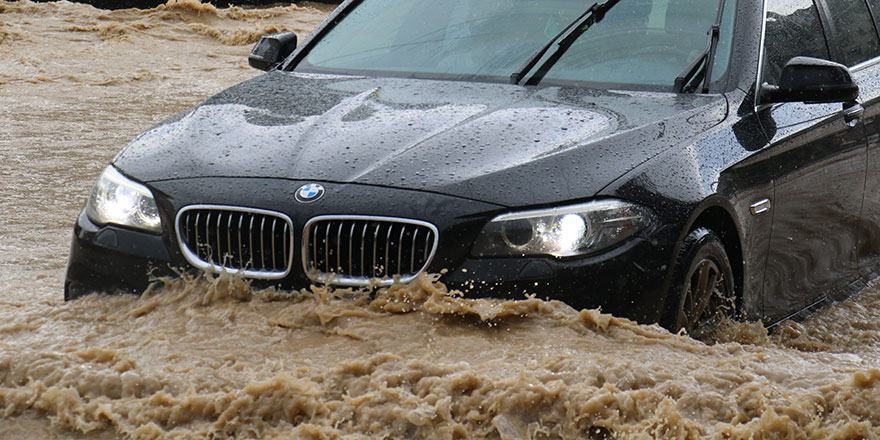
300, 0, 736, 90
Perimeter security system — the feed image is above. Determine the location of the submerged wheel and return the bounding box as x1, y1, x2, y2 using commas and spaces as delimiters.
665, 227, 736, 339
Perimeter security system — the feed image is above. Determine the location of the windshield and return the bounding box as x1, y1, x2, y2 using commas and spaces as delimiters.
299, 0, 736, 90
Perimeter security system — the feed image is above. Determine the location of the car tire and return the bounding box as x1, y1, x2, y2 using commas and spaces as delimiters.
664, 227, 736, 339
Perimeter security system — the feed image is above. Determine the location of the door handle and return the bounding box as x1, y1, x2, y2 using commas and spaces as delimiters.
844, 102, 864, 127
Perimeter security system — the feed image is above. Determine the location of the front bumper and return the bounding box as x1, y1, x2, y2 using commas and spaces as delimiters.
66, 210, 677, 324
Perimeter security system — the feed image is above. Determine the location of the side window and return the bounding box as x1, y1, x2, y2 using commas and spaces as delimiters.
763, 0, 830, 85
823, 0, 880, 66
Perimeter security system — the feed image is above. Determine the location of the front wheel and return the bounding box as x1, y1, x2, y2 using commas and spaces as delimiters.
664, 228, 736, 340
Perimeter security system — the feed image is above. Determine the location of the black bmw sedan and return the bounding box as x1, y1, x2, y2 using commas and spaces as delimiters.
66, 0, 880, 336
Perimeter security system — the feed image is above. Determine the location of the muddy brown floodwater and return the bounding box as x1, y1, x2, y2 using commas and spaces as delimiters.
1, 1, 879, 438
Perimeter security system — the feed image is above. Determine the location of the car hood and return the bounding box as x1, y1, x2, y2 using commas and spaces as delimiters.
114, 71, 727, 207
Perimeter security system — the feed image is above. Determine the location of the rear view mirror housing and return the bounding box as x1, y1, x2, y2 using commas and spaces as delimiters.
760, 56, 859, 105
248, 32, 298, 71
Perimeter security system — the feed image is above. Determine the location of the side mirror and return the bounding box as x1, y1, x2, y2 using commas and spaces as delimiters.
248, 32, 297, 71
760, 56, 859, 104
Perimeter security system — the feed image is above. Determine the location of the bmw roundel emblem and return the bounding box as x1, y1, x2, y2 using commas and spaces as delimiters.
295, 183, 325, 203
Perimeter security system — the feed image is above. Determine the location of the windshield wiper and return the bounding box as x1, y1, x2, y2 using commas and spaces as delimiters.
673, 0, 726, 94
509, 0, 621, 85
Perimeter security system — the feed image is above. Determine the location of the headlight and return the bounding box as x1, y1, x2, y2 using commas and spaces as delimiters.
471, 200, 652, 258
86, 166, 162, 233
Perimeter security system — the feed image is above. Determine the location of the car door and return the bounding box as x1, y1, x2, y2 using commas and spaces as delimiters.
756, 0, 869, 322
846, 0, 880, 281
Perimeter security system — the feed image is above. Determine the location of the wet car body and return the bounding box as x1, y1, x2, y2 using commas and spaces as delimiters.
66, 0, 880, 329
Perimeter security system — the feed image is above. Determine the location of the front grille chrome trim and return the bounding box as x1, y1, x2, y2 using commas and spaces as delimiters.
302, 215, 439, 287
175, 205, 294, 280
